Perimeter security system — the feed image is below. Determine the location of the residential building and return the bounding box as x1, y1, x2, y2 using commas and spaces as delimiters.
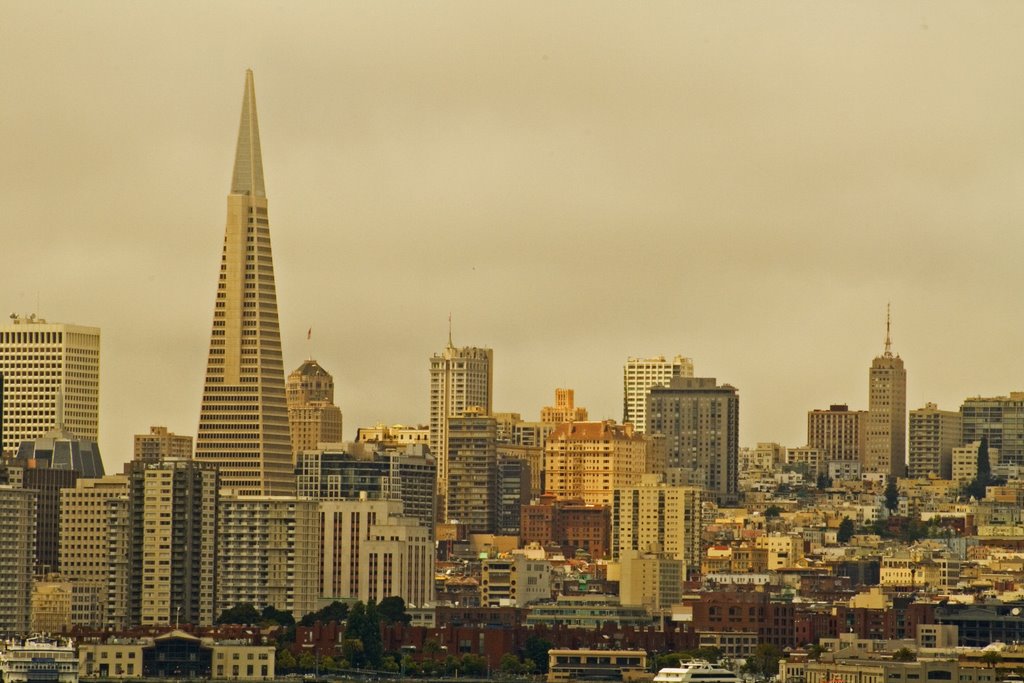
216, 494, 320, 618
864, 314, 907, 477
807, 404, 867, 469
617, 550, 683, 611
952, 441, 997, 485
623, 355, 694, 434
520, 495, 610, 559
30, 577, 73, 634
908, 403, 961, 479
133, 426, 192, 463
446, 408, 498, 531
355, 423, 429, 448
0, 485, 36, 635
647, 377, 739, 504
611, 475, 703, 579
0, 315, 100, 456
497, 454, 530, 536
194, 69, 294, 496
540, 388, 588, 423
428, 339, 493, 499
479, 554, 552, 607
286, 359, 343, 462
544, 420, 648, 507
961, 392, 1024, 466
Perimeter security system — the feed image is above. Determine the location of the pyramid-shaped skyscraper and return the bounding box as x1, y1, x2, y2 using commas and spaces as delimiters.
194, 70, 294, 495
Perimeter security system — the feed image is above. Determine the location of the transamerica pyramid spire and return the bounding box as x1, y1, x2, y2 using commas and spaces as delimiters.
194, 70, 294, 495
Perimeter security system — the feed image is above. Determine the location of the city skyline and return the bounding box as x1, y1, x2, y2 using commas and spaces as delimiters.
4, 3, 1024, 473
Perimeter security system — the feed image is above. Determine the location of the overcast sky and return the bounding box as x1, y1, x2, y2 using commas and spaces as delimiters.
3, 2, 1024, 472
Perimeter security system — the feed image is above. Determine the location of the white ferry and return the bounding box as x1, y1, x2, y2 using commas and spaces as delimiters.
0, 637, 79, 683
653, 660, 740, 683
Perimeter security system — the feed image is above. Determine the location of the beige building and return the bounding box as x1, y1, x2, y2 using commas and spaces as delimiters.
753, 533, 804, 570
540, 388, 588, 423
617, 550, 683, 611
865, 316, 908, 477
355, 423, 429, 447
544, 420, 648, 507
286, 359, 343, 462
30, 576, 73, 633
480, 554, 552, 607
319, 496, 434, 608
807, 404, 867, 467
622, 355, 694, 434
217, 494, 320, 620
193, 70, 294, 497
59, 474, 129, 628
0, 485, 36, 635
953, 441, 997, 485
786, 446, 825, 477
133, 426, 192, 463
611, 475, 703, 579
909, 403, 961, 479
446, 408, 498, 530
0, 315, 100, 455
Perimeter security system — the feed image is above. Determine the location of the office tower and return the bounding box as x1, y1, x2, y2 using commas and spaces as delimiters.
496, 418, 554, 499
59, 475, 129, 628
496, 455, 531, 536
355, 423, 429, 448
133, 426, 192, 463
124, 458, 218, 627
319, 496, 434, 608
286, 360, 343, 461
194, 69, 293, 496
543, 420, 648, 507
908, 403, 961, 479
295, 444, 436, 535
612, 475, 703, 580
807, 404, 867, 465
445, 408, 498, 531
623, 355, 694, 434
647, 377, 740, 505
961, 393, 1024, 466
0, 315, 100, 455
865, 312, 907, 477
217, 494, 320, 619
618, 551, 683, 611
540, 388, 588, 423
0, 485, 36, 635
428, 339, 492, 497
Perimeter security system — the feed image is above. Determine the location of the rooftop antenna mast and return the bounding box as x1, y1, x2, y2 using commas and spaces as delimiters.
884, 303, 893, 358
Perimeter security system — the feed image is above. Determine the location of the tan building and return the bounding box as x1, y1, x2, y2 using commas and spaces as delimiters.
540, 388, 588, 423
611, 475, 703, 579
617, 550, 683, 611
753, 533, 804, 570
286, 359, 343, 462
446, 408, 498, 530
807, 404, 867, 467
786, 446, 825, 477
319, 496, 434, 608
217, 494, 320, 619
865, 314, 907, 477
623, 355, 694, 434
953, 441, 997, 485
0, 485, 36, 635
0, 315, 100, 456
59, 474, 129, 627
193, 69, 294, 496
133, 426, 192, 463
355, 423, 429, 447
30, 576, 73, 633
544, 421, 648, 507
909, 403, 962, 479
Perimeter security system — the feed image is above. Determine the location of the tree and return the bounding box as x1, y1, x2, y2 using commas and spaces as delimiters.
378, 596, 412, 625
341, 639, 364, 668
892, 648, 916, 662
361, 600, 384, 668
817, 473, 832, 490
320, 656, 337, 671
981, 651, 1003, 668
764, 506, 782, 519
299, 600, 350, 627
261, 605, 295, 626
298, 653, 316, 672
884, 477, 900, 514
741, 644, 783, 680
343, 601, 367, 667
216, 603, 261, 625
837, 517, 856, 543
524, 637, 553, 674
277, 649, 297, 671
460, 654, 487, 676
966, 438, 993, 500
500, 653, 523, 675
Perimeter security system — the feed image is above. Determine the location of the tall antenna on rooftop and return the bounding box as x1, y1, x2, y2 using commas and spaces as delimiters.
884, 303, 893, 358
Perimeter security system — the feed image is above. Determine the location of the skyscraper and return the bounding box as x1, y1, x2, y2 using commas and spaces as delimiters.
807, 404, 867, 469
865, 310, 907, 477
286, 359, 343, 461
908, 403, 961, 479
446, 407, 498, 531
0, 315, 100, 456
961, 393, 1024, 466
428, 337, 492, 496
623, 355, 694, 434
194, 70, 294, 496
0, 485, 36, 636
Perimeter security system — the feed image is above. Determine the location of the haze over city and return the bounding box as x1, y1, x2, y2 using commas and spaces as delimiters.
3, 2, 1024, 473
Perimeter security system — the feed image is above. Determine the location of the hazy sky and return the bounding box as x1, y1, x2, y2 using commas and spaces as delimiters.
3, 2, 1024, 473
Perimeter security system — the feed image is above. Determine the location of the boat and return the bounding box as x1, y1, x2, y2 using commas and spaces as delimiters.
653, 660, 740, 683
0, 636, 79, 683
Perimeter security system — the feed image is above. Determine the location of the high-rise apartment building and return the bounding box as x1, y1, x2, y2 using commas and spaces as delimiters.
961, 393, 1024, 466
59, 475, 129, 628
865, 315, 907, 477
543, 421, 648, 507
194, 70, 293, 496
496, 455, 531, 536
908, 403, 961, 479
319, 496, 434, 608
623, 355, 694, 434
647, 377, 739, 505
807, 404, 867, 466
0, 485, 36, 636
123, 458, 218, 627
0, 315, 100, 455
217, 494, 320, 619
428, 339, 492, 496
286, 360, 343, 461
520, 495, 610, 559
134, 426, 192, 463
611, 475, 703, 579
540, 388, 588, 424
446, 408, 498, 531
